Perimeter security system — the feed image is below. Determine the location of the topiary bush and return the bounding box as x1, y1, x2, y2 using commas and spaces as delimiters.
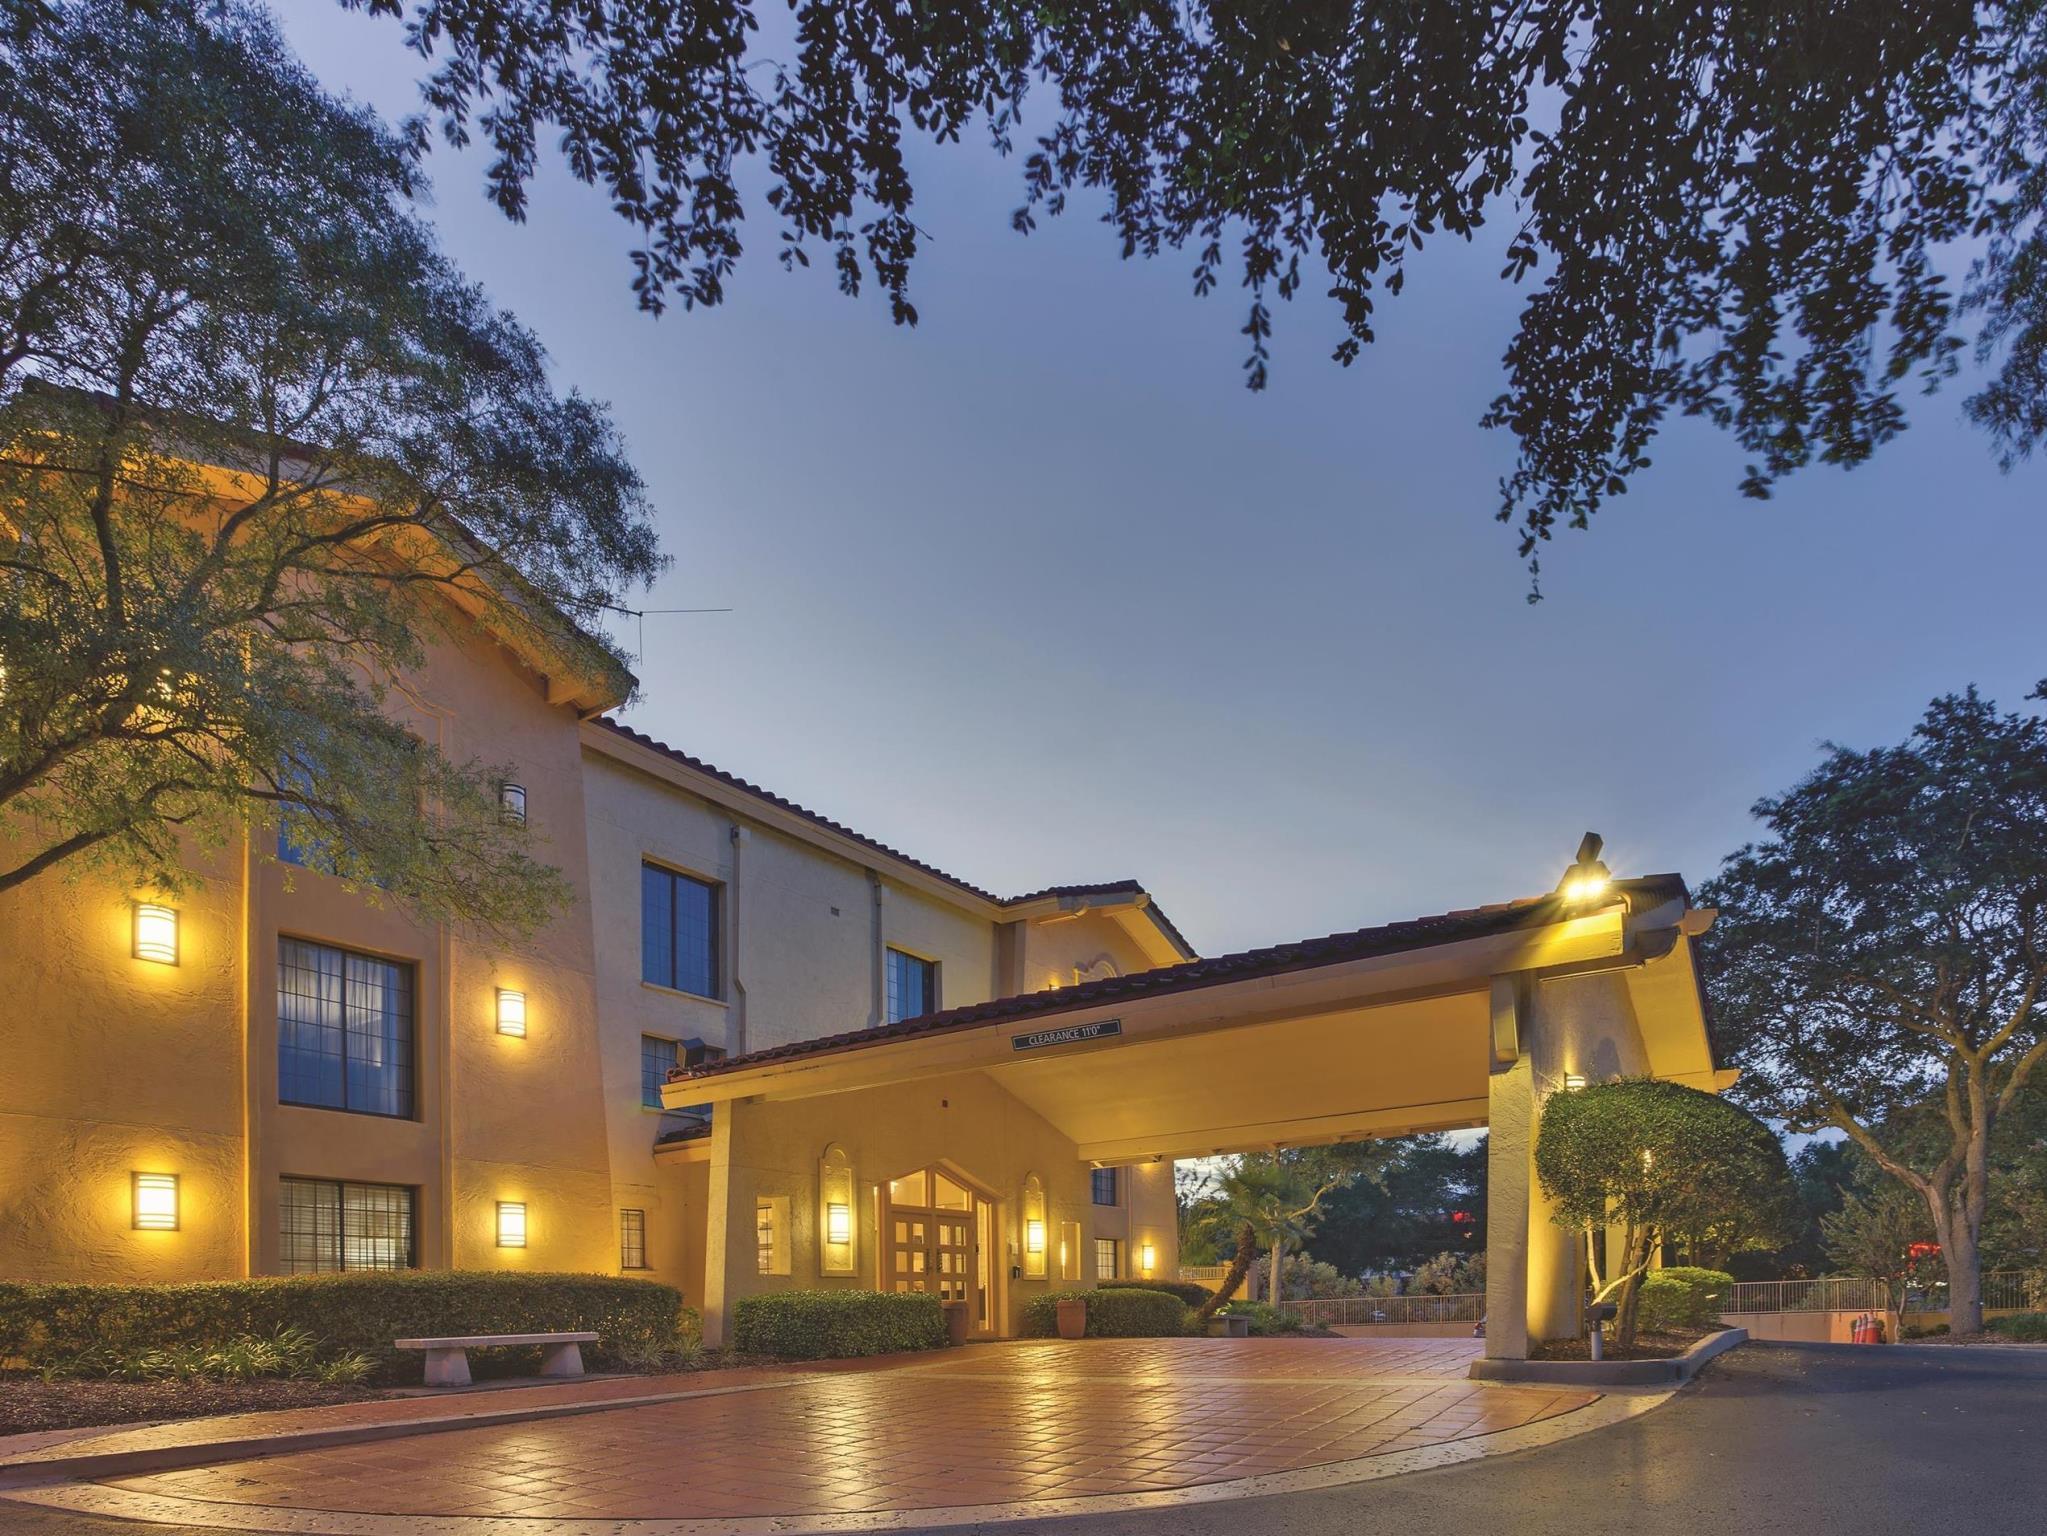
1020, 1287, 1188, 1338
1099, 1278, 1213, 1308
1985, 1311, 2047, 1342
730, 1289, 946, 1359
0, 1272, 691, 1384
1636, 1267, 1735, 1331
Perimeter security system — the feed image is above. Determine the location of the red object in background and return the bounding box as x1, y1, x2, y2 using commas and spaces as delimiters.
1907, 1241, 1941, 1259
1450, 1210, 1472, 1224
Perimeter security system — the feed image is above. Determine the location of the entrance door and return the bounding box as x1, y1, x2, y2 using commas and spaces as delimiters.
883, 1165, 996, 1335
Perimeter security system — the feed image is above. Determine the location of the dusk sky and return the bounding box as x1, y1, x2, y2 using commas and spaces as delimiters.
285, 2, 2046, 959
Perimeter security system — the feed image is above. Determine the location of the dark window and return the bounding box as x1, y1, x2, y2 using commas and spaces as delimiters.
641, 862, 719, 996
278, 939, 414, 1117
620, 1208, 647, 1270
275, 760, 329, 869
885, 947, 938, 1023
641, 1035, 679, 1109
278, 1178, 415, 1273
1091, 1167, 1120, 1206
1095, 1238, 1120, 1281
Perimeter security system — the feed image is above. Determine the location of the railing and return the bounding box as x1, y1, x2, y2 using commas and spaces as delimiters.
1177, 1266, 1229, 1284
1721, 1277, 1891, 1314
1899, 1270, 2047, 1314
1722, 1271, 2047, 1318
1281, 1292, 1485, 1328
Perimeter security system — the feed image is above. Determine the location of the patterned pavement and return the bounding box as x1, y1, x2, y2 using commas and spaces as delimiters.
41, 1338, 1601, 1526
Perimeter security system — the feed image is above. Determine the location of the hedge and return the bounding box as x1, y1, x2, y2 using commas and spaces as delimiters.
1020, 1287, 1188, 1338
0, 1272, 691, 1383
1985, 1312, 2047, 1342
730, 1289, 946, 1359
1636, 1267, 1735, 1332
1099, 1278, 1213, 1308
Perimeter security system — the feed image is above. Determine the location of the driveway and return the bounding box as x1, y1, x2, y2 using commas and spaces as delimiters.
2, 1337, 1604, 1530
10, 1340, 2036, 1535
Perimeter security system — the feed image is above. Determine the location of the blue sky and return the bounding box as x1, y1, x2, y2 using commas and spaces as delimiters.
284, 2, 2046, 959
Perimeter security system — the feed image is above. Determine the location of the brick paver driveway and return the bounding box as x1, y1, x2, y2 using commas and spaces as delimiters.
18, 1338, 1610, 1529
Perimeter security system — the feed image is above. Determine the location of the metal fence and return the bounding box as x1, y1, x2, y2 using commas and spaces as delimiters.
1176, 1266, 1229, 1286
1721, 1277, 1892, 1314
1721, 1271, 2045, 1317
1281, 1292, 1485, 1328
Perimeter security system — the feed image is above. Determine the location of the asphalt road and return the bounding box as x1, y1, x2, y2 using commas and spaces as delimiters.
990, 1342, 2047, 1536
1, 1343, 2040, 1535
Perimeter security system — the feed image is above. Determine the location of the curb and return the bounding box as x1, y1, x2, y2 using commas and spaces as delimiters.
0, 1377, 811, 1490
1467, 1326, 1747, 1386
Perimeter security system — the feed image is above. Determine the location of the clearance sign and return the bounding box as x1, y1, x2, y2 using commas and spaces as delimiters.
1011, 1019, 1123, 1053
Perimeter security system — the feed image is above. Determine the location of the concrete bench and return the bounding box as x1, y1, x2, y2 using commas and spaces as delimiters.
395, 1331, 599, 1388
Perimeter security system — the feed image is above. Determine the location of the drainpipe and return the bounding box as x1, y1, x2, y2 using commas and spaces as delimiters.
868, 871, 887, 1028
727, 824, 749, 1057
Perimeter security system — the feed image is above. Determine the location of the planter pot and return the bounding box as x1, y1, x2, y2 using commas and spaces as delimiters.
1056, 1299, 1088, 1340
942, 1300, 971, 1347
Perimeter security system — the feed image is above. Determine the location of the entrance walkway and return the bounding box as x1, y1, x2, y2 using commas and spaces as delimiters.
4, 1339, 1651, 1532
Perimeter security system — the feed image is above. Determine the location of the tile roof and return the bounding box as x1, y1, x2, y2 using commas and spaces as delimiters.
589, 716, 1194, 952
676, 874, 1690, 1084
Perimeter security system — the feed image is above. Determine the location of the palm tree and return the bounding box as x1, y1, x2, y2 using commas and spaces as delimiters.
1186, 1148, 1391, 1323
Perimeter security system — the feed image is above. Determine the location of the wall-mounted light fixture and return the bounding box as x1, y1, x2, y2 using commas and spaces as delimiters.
1563, 1073, 1587, 1090
1026, 1218, 1046, 1255
499, 783, 527, 826
496, 1201, 527, 1248
826, 1201, 851, 1245
496, 988, 527, 1037
1140, 1241, 1156, 1276
132, 1172, 179, 1230
133, 903, 179, 964
1557, 831, 1613, 906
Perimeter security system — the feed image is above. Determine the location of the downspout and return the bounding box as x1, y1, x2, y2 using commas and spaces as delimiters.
727, 824, 749, 1057
868, 871, 887, 1028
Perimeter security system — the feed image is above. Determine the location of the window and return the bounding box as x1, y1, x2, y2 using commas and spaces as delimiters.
274, 759, 329, 869
641, 1035, 680, 1109
641, 862, 719, 997
499, 783, 527, 826
885, 947, 938, 1023
278, 939, 414, 1117
1091, 1167, 1119, 1206
620, 1208, 647, 1270
278, 1178, 415, 1273
756, 1198, 775, 1274
1095, 1238, 1120, 1281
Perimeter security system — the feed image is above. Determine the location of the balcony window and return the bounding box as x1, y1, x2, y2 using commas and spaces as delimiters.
641, 862, 719, 997
885, 947, 938, 1024
278, 938, 414, 1118
1091, 1166, 1119, 1207
641, 1035, 679, 1109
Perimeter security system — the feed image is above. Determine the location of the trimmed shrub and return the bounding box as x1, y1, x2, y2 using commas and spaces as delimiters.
1020, 1287, 1188, 1338
730, 1289, 946, 1359
1099, 1278, 1213, 1308
0, 1272, 691, 1384
1985, 1311, 2047, 1342
1636, 1267, 1735, 1331
1214, 1301, 1303, 1336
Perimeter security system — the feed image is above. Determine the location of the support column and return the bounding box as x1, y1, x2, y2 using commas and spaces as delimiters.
700, 1099, 752, 1349
1485, 1054, 1534, 1361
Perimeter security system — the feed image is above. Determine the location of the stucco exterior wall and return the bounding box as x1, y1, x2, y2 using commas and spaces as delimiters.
0, 612, 618, 1284
698, 1070, 1103, 1344
1020, 911, 1160, 993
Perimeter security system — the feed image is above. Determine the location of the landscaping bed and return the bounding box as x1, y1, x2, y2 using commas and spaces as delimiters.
1531, 1325, 1713, 1362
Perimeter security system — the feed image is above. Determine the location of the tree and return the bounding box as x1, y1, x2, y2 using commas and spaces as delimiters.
1535, 1077, 1797, 1349
306, 0, 2047, 583
0, 1, 661, 929
1822, 1179, 1942, 1343
1703, 691, 2047, 1334
1182, 1144, 1392, 1318
1309, 1132, 1487, 1277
